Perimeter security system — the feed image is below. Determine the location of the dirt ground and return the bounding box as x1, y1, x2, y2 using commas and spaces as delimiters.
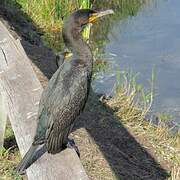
0, 4, 170, 180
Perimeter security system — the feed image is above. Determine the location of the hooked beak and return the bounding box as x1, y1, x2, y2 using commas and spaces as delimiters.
89, 9, 114, 23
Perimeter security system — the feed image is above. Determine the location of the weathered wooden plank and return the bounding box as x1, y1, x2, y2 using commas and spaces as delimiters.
0, 91, 7, 148
0, 21, 89, 180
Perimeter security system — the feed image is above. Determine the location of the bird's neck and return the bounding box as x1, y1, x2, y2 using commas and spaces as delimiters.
62, 26, 93, 76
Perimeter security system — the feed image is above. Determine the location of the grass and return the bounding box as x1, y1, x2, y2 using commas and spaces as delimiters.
3, 0, 91, 51
15, 0, 70, 32
0, 124, 21, 180
14, 0, 91, 32
0, 147, 21, 180
106, 69, 180, 180
81, 0, 92, 42
156, 112, 174, 123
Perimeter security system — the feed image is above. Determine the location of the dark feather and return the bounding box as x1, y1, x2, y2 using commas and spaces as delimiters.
16, 144, 46, 174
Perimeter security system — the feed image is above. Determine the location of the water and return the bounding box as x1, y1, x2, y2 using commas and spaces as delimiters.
92, 0, 180, 126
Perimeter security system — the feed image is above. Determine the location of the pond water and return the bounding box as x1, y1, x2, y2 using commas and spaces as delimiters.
92, 0, 180, 127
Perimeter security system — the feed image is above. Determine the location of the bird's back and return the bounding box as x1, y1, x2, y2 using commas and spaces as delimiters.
33, 59, 89, 153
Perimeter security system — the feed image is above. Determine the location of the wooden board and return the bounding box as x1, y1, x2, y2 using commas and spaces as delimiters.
0, 91, 7, 148
0, 21, 89, 180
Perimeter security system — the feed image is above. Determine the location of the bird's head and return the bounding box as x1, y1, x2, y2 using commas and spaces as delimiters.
62, 9, 114, 52
63, 9, 114, 33
71, 9, 114, 27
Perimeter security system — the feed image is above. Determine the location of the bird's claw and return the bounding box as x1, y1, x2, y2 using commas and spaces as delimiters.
67, 139, 80, 157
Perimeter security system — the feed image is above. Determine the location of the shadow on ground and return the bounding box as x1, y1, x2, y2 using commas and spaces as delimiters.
73, 91, 169, 179
0, 2, 169, 180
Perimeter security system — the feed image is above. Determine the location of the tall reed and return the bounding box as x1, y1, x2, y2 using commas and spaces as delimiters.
16, 0, 91, 32
79, 0, 92, 41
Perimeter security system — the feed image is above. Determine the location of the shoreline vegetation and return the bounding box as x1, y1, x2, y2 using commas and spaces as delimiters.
0, 0, 179, 179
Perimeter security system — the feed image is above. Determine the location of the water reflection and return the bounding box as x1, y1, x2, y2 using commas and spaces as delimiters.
93, 0, 180, 126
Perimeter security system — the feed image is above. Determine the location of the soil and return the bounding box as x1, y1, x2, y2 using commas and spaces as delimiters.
0, 4, 170, 180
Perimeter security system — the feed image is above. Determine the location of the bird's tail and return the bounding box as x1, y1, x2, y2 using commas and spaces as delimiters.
16, 144, 46, 175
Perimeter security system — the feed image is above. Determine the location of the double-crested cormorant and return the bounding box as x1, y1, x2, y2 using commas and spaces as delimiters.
16, 9, 114, 174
